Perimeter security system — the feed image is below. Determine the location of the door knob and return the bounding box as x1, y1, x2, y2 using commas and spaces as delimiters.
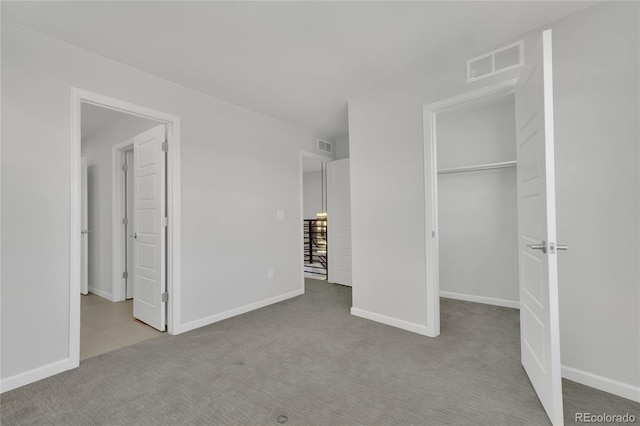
527, 240, 547, 254
528, 241, 568, 254
550, 242, 568, 253
129, 233, 137, 239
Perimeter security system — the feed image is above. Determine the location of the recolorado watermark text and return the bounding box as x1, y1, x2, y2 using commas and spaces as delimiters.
575, 413, 636, 423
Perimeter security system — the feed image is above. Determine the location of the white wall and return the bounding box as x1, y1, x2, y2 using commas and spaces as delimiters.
1, 20, 328, 385
349, 2, 639, 399
437, 98, 518, 305
437, 98, 516, 169
303, 170, 323, 220
81, 113, 159, 300
334, 135, 350, 160
551, 3, 639, 398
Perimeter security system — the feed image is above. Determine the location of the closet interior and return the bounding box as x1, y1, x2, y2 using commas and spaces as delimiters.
436, 92, 520, 309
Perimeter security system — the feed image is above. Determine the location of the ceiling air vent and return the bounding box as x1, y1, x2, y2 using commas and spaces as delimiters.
317, 139, 333, 154
467, 40, 524, 83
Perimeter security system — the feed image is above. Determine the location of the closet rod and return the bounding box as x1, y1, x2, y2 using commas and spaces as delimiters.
437, 160, 517, 175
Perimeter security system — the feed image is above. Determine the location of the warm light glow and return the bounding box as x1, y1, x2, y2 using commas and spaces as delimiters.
316, 212, 327, 219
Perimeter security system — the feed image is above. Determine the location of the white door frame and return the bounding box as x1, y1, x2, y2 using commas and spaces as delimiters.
298, 151, 332, 291
112, 140, 134, 302
70, 88, 181, 368
422, 78, 518, 337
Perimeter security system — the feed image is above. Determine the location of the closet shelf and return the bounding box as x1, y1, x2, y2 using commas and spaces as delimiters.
437, 160, 517, 175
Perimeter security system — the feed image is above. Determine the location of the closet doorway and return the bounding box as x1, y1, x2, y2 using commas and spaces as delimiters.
435, 92, 519, 311
423, 79, 519, 337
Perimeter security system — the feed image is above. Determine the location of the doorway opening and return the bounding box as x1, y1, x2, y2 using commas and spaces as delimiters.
80, 103, 165, 360
423, 79, 518, 337
302, 156, 329, 281
70, 89, 181, 368
114, 145, 135, 301
299, 151, 353, 293
436, 92, 519, 313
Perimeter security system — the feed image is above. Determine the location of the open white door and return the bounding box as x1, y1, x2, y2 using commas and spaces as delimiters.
516, 29, 564, 425
133, 125, 166, 331
327, 159, 352, 286
80, 157, 89, 295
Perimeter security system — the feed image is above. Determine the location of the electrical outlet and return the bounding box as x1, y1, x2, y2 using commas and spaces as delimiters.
268, 267, 274, 279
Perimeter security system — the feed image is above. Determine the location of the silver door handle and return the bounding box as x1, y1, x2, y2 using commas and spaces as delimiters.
527, 240, 547, 254
550, 242, 568, 253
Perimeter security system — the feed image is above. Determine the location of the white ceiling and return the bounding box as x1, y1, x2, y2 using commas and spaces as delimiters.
3, 1, 595, 141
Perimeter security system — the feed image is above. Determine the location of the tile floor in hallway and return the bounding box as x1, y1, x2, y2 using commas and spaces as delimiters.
81, 293, 163, 360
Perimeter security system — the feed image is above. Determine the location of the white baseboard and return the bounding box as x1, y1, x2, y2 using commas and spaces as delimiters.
350, 307, 430, 336
0, 358, 70, 393
562, 365, 640, 403
87, 287, 116, 302
440, 291, 519, 309
176, 288, 304, 334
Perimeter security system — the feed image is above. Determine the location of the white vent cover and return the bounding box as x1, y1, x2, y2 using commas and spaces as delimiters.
317, 139, 333, 154
467, 41, 524, 83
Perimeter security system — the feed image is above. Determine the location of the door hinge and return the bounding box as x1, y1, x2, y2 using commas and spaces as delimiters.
122, 217, 128, 225
161, 292, 168, 303
122, 271, 129, 279
122, 163, 128, 172
162, 217, 168, 227
162, 142, 168, 152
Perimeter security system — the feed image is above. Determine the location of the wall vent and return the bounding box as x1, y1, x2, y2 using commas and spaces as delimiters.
467, 41, 524, 83
317, 139, 333, 154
